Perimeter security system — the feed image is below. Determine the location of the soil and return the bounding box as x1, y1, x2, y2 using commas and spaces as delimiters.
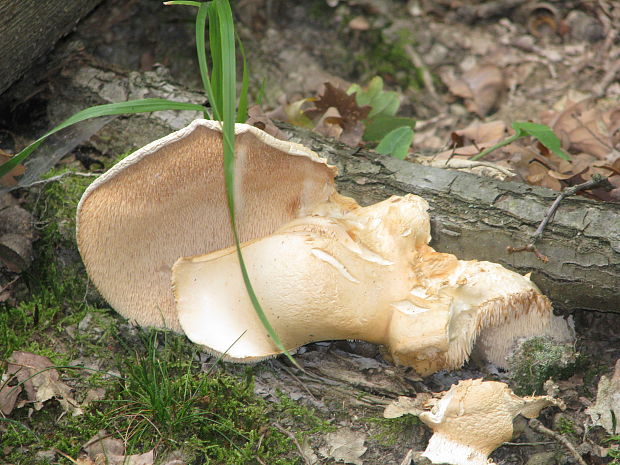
0, 1, 619, 464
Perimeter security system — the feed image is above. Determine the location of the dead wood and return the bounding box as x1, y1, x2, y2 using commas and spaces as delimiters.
0, 0, 103, 96
47, 63, 620, 315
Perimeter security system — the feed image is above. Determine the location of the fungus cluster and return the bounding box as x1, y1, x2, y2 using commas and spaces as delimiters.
77, 119, 572, 375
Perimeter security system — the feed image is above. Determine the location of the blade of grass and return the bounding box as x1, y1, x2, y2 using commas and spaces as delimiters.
208, 3, 223, 117
195, 2, 218, 120
0, 99, 207, 178
212, 0, 298, 366
236, 35, 249, 123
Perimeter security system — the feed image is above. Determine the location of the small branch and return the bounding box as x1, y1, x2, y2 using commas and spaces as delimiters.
272, 422, 314, 465
399, 449, 414, 465
508, 174, 612, 262
528, 418, 587, 465
19, 171, 99, 189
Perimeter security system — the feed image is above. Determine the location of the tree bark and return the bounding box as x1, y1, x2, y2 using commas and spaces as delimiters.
0, 0, 102, 95
285, 126, 620, 315
46, 64, 620, 315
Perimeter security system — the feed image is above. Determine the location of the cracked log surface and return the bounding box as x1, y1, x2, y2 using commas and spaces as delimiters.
286, 126, 620, 315
50, 65, 619, 314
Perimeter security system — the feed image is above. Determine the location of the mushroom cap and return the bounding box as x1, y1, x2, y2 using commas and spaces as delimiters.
76, 120, 336, 331
420, 379, 559, 465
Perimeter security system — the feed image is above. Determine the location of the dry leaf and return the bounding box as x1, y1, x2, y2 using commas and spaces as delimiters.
383, 393, 433, 419
320, 428, 367, 465
0, 150, 26, 187
246, 105, 290, 141
1, 351, 83, 416
442, 66, 505, 117
304, 82, 370, 146
83, 431, 154, 465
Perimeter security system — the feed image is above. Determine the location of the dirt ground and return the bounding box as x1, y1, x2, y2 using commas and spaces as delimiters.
1, 1, 619, 464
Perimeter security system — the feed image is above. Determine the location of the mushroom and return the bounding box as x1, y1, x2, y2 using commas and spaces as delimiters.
419, 379, 562, 465
77, 119, 338, 331
78, 119, 573, 374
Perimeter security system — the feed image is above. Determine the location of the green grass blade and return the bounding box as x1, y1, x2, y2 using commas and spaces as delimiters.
195, 2, 218, 120
0, 99, 208, 179
236, 35, 249, 123
213, 0, 297, 366
208, 3, 223, 117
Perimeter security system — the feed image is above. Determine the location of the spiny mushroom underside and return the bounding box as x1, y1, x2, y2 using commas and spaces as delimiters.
76, 120, 336, 332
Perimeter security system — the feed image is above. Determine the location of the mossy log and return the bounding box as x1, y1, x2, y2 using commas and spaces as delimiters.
48, 64, 620, 315
0, 0, 102, 95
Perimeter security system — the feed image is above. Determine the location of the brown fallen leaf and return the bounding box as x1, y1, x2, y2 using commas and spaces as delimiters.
304, 82, 371, 146
83, 431, 154, 465
320, 428, 367, 465
0, 150, 26, 187
245, 105, 290, 141
442, 65, 505, 117
1, 351, 82, 416
586, 359, 620, 434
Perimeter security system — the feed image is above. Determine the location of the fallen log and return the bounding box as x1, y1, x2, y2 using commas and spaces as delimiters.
0, 0, 103, 96
38, 64, 620, 315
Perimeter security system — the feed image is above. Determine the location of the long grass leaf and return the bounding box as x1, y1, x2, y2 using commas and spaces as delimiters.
195, 3, 218, 120
214, 0, 297, 366
208, 3, 223, 117
237, 35, 249, 123
0, 99, 207, 178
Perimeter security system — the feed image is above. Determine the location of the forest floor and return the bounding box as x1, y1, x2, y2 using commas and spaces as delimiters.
0, 1, 619, 464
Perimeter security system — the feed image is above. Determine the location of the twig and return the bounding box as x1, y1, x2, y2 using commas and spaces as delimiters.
508, 174, 612, 262
273, 422, 313, 465
18, 171, 99, 189
275, 360, 318, 401
528, 418, 587, 465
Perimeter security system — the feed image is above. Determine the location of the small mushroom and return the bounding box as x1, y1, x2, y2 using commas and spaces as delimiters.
419, 379, 562, 465
78, 119, 573, 374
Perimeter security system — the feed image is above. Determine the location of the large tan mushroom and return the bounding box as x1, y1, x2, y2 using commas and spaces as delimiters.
78, 119, 573, 374
172, 192, 572, 374
77, 119, 337, 331
419, 379, 562, 465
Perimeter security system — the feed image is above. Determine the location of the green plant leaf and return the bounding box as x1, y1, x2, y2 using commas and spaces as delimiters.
0, 99, 208, 179
348, 76, 383, 107
375, 126, 414, 160
363, 116, 416, 142
368, 90, 399, 119
163, 1, 201, 7
512, 121, 570, 160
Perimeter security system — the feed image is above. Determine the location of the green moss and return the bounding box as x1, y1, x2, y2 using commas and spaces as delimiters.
366, 415, 421, 447
509, 336, 581, 396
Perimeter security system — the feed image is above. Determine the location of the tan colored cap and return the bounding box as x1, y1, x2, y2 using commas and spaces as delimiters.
77, 120, 336, 331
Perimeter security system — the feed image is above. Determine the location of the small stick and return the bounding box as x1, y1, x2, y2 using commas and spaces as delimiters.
19, 171, 99, 189
399, 449, 414, 465
508, 174, 612, 262
528, 418, 587, 465
273, 422, 314, 465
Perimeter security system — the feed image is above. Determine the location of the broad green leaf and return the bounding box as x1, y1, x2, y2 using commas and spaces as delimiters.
512, 121, 570, 160
363, 115, 416, 141
375, 126, 414, 160
368, 90, 400, 118
0, 99, 207, 178
348, 76, 383, 107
